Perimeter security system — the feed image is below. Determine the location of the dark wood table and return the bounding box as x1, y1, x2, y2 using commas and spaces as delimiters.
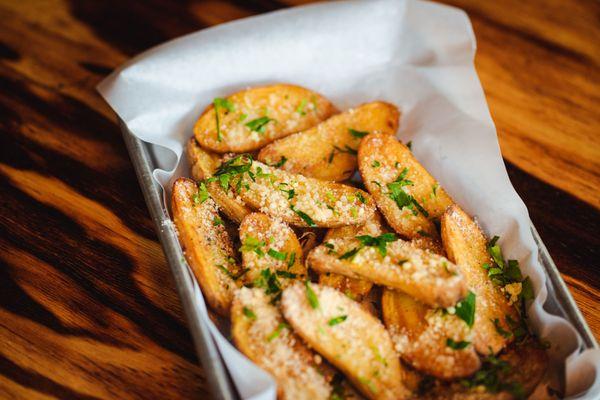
1, 0, 598, 398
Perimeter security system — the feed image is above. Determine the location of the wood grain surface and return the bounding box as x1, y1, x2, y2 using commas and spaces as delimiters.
0, 0, 598, 398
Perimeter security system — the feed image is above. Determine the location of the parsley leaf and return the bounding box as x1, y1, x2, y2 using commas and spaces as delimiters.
349, 128, 369, 138
493, 318, 512, 338
305, 281, 319, 309
287, 252, 296, 268
213, 217, 224, 226
339, 247, 362, 260
271, 156, 287, 168
333, 145, 358, 155
385, 168, 428, 217
290, 205, 316, 227
245, 116, 273, 133
241, 236, 265, 257
266, 322, 289, 341
372, 160, 381, 168
296, 99, 308, 115
460, 355, 525, 399
446, 338, 471, 349
192, 182, 210, 204
243, 306, 256, 320
328, 315, 348, 326
356, 233, 398, 257
213, 98, 234, 142
267, 248, 287, 261
455, 291, 476, 328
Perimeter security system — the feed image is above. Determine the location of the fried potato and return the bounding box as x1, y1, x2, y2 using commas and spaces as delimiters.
358, 133, 453, 245
231, 288, 333, 400
258, 102, 399, 181
234, 159, 376, 228
194, 84, 336, 153
187, 139, 252, 223
171, 178, 241, 316
382, 289, 480, 379
318, 211, 387, 300
281, 282, 409, 400
441, 205, 518, 355
307, 237, 466, 308
239, 213, 306, 287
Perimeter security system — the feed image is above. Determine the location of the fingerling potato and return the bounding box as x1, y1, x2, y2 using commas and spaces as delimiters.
231, 288, 333, 399
171, 178, 241, 315
308, 237, 466, 308
441, 205, 518, 355
382, 289, 480, 379
281, 282, 410, 400
358, 133, 452, 244
194, 84, 336, 153
258, 101, 399, 181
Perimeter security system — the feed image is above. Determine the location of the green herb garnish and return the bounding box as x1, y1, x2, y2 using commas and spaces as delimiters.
386, 168, 429, 217
272, 156, 287, 168
268, 248, 287, 261
287, 252, 296, 268
356, 233, 398, 257
267, 322, 289, 341
213, 217, 224, 226
245, 116, 274, 133
455, 291, 476, 328
296, 99, 308, 115
241, 236, 266, 257
192, 182, 210, 204
460, 355, 525, 399
372, 160, 381, 168
213, 98, 234, 142
333, 145, 358, 155
305, 280, 319, 309
328, 315, 348, 326
290, 205, 316, 227
243, 306, 256, 320
446, 338, 471, 349
349, 128, 369, 138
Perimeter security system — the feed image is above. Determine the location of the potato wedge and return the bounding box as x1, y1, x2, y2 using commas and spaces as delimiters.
307, 237, 466, 308
281, 282, 409, 400
171, 178, 241, 316
239, 213, 306, 288
219, 157, 376, 227
231, 288, 332, 400
382, 289, 480, 379
187, 139, 252, 223
258, 101, 399, 181
194, 84, 336, 153
441, 205, 518, 355
318, 211, 387, 300
358, 133, 453, 245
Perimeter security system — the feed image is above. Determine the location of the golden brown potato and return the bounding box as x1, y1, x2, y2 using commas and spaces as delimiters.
231, 288, 333, 400
239, 213, 306, 287
358, 133, 453, 246
318, 211, 387, 300
441, 205, 518, 355
187, 139, 252, 223
171, 178, 241, 316
194, 84, 336, 153
233, 159, 376, 228
307, 237, 466, 308
258, 102, 399, 181
382, 289, 480, 379
281, 282, 410, 400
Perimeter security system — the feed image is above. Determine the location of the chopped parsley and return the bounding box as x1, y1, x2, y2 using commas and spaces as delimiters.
349, 128, 369, 138
267, 248, 287, 261
287, 252, 296, 268
290, 205, 316, 227
493, 318, 512, 339
209, 154, 253, 192
280, 188, 295, 200
356, 233, 398, 257
271, 156, 287, 168
213, 97, 234, 142
406, 140, 412, 150
276, 270, 297, 279
356, 192, 366, 204
339, 246, 362, 260
432, 183, 439, 197
333, 145, 358, 156
213, 217, 224, 226
245, 116, 274, 133
455, 291, 476, 328
241, 236, 265, 257
192, 182, 210, 204
328, 315, 348, 326
253, 268, 283, 300
386, 168, 429, 217
242, 306, 256, 320
305, 280, 319, 309
266, 322, 289, 341
460, 355, 525, 399
372, 160, 381, 168
446, 338, 471, 350
296, 99, 308, 115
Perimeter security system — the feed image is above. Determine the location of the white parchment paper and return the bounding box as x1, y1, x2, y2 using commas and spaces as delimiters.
97, 0, 600, 398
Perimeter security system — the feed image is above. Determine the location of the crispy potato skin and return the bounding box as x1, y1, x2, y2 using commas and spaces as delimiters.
231, 288, 332, 400
239, 213, 306, 286
358, 133, 452, 245
281, 283, 410, 400
171, 178, 240, 316
308, 238, 466, 308
441, 205, 518, 355
258, 102, 399, 181
187, 139, 252, 223
238, 160, 376, 228
382, 289, 481, 379
194, 84, 336, 153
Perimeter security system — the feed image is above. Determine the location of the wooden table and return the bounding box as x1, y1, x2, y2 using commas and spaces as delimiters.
1, 0, 598, 398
